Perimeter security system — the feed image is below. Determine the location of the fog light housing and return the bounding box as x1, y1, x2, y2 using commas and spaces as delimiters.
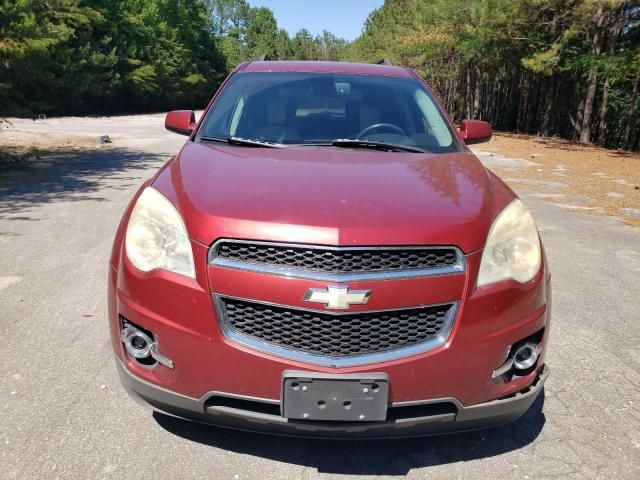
120, 317, 174, 369
512, 343, 539, 371
122, 326, 154, 359
491, 330, 544, 379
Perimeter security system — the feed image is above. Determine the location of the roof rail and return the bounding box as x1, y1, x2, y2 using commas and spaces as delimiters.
376, 58, 393, 66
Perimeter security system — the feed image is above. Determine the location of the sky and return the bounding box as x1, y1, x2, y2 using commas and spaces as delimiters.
249, 0, 384, 41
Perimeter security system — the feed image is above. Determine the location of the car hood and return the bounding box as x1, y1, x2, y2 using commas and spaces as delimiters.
152, 142, 515, 253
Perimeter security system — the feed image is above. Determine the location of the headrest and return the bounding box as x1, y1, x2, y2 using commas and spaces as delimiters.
265, 96, 295, 125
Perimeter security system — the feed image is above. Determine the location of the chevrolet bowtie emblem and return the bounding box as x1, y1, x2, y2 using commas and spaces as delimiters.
303, 285, 372, 310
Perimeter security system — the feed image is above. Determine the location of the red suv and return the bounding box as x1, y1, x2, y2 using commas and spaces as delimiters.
109, 61, 550, 437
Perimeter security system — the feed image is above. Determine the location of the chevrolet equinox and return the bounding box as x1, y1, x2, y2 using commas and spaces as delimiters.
109, 60, 550, 437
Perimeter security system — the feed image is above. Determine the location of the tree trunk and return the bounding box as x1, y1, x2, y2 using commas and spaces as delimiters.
597, 4, 624, 147
579, 3, 607, 144
473, 65, 481, 119
542, 77, 555, 136
623, 74, 639, 150
517, 72, 528, 132
465, 67, 473, 118
527, 75, 542, 133
490, 75, 501, 125
579, 69, 598, 143
597, 78, 609, 145
573, 95, 585, 141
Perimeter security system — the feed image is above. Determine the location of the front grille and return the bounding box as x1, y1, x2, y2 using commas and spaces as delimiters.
211, 241, 461, 278
217, 297, 455, 361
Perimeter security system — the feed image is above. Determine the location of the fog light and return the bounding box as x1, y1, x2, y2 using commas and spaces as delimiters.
512, 343, 539, 370
120, 322, 174, 369
121, 326, 154, 359
491, 339, 541, 378
131, 335, 148, 351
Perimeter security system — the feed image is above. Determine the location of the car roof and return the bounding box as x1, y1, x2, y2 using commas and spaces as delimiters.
241, 61, 414, 78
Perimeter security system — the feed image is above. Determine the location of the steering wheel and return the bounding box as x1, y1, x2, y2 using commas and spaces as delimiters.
357, 123, 407, 139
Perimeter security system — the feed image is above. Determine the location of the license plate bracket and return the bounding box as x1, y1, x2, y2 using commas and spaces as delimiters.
281, 371, 389, 422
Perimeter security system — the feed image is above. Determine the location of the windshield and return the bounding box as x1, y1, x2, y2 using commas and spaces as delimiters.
197, 72, 463, 153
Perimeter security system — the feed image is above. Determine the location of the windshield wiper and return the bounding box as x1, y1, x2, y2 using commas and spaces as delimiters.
331, 138, 427, 153
199, 136, 426, 152
199, 136, 287, 148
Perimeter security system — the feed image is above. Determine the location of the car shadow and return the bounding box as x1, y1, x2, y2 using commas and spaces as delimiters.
154, 390, 546, 476
0, 147, 167, 222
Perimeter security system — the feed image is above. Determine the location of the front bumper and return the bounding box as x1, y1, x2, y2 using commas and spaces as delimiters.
116, 358, 548, 438
109, 237, 552, 438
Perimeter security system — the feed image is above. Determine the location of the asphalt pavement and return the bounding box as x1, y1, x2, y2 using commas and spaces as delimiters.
1, 115, 639, 479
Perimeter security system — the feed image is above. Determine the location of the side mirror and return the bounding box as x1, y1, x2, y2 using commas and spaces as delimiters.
459, 119, 492, 144
165, 110, 196, 136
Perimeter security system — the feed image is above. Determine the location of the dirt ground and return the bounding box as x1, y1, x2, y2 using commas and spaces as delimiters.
476, 133, 640, 228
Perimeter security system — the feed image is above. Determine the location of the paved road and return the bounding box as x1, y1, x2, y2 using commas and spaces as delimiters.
1, 116, 639, 479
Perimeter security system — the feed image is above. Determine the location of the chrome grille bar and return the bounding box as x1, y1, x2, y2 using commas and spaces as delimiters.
209, 239, 465, 281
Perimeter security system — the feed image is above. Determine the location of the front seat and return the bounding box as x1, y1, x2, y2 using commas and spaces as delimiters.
252, 97, 299, 143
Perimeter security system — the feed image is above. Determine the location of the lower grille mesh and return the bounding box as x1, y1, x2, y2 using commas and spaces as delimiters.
218, 297, 454, 358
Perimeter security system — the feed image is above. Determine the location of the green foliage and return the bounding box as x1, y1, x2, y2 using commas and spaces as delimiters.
274, 28, 292, 60
522, 44, 562, 76
207, 0, 249, 38
246, 7, 277, 59
0, 0, 226, 114
347, 0, 640, 150
291, 29, 317, 60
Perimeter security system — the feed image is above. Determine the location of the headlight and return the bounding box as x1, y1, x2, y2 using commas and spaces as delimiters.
477, 199, 541, 287
125, 187, 195, 279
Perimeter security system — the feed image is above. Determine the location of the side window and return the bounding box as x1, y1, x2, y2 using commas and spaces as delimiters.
414, 89, 453, 147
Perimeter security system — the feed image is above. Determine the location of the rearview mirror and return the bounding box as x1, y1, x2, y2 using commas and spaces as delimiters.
165, 110, 196, 136
459, 119, 492, 144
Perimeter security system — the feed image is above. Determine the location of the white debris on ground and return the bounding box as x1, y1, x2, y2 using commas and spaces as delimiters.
473, 149, 539, 170
620, 208, 640, 218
